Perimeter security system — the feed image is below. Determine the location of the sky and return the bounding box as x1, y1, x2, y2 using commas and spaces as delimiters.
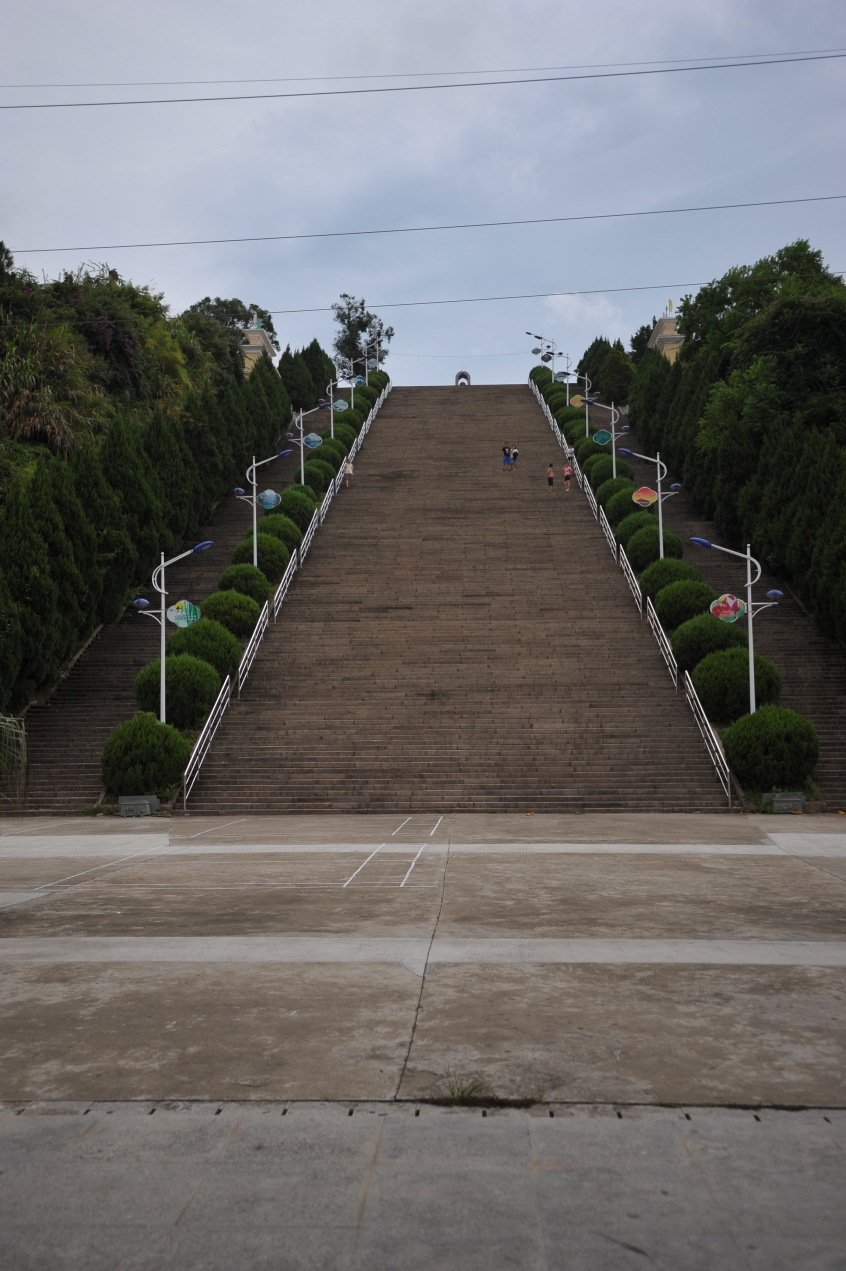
2, 0, 845, 385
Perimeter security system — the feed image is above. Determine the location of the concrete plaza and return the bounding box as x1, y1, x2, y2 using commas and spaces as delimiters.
1, 811, 845, 1267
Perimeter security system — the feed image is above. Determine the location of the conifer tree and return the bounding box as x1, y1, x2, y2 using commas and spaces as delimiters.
70, 444, 137, 623
0, 481, 60, 699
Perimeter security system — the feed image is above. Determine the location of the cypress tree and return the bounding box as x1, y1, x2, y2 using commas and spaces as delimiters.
70, 444, 137, 623
277, 345, 316, 410
0, 480, 60, 700
28, 460, 88, 660
45, 455, 101, 631
144, 408, 191, 545
100, 413, 166, 575
0, 573, 23, 711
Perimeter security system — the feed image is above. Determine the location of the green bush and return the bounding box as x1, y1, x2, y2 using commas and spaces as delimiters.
307, 446, 342, 473
626, 524, 683, 572
654, 581, 718, 632
217, 563, 272, 605
596, 477, 636, 510
317, 436, 348, 463
134, 655, 220, 729
337, 408, 363, 432
232, 533, 290, 582
606, 487, 643, 526
302, 461, 328, 494
329, 422, 356, 447
530, 365, 552, 386
251, 513, 303, 553
287, 483, 319, 505
692, 648, 782, 724
722, 705, 819, 791
101, 712, 191, 798
671, 613, 747, 675
587, 456, 634, 490
280, 487, 319, 530
168, 617, 242, 679
615, 511, 656, 548
575, 436, 606, 464
639, 559, 704, 601
201, 589, 261, 638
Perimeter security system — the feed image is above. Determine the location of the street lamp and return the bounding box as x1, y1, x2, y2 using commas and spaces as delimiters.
579, 398, 628, 479
234, 449, 293, 568
291, 401, 331, 486
527, 332, 572, 402
689, 538, 783, 714
619, 448, 681, 560
567, 375, 594, 437
132, 540, 213, 724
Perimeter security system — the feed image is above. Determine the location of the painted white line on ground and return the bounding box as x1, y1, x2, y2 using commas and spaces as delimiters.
36, 842, 177, 889
429, 816, 444, 837
342, 844, 387, 888
391, 817, 412, 836
1, 936, 844, 968
0, 818, 87, 837
174, 818, 248, 841
400, 844, 428, 887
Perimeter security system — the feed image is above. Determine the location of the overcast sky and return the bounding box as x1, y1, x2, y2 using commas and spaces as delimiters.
2, 1, 845, 384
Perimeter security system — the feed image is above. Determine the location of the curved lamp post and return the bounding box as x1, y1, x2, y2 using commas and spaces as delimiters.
290, 401, 332, 486
133, 540, 213, 723
576, 398, 629, 479
234, 449, 293, 568
619, 448, 681, 560
689, 537, 783, 713
527, 332, 572, 400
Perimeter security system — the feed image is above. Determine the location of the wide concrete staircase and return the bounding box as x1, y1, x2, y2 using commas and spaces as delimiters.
187, 386, 728, 813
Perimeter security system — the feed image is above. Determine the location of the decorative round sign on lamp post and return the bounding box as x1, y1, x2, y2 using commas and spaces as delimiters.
632, 486, 658, 507
303, 433, 323, 450
710, 593, 747, 623
592, 429, 612, 446
570, 395, 584, 408
166, 599, 201, 628
257, 489, 281, 510
334, 399, 349, 412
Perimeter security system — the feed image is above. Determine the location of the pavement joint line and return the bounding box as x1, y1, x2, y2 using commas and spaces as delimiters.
391, 817, 412, 836
429, 815, 444, 836
3, 936, 846, 967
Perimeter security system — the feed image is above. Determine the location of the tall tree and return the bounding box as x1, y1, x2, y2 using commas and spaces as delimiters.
331, 294, 393, 379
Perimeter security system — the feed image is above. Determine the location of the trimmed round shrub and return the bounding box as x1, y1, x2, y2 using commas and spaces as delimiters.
615, 511, 656, 548
530, 365, 552, 385
201, 589, 261, 638
218, 563, 272, 605
606, 486, 644, 526
626, 524, 683, 572
654, 581, 718, 632
302, 461, 328, 493
308, 446, 342, 473
251, 513, 302, 553
639, 559, 704, 602
671, 613, 747, 675
287, 483, 319, 505
723, 705, 819, 792
338, 408, 363, 432
280, 487, 318, 530
318, 436, 348, 462
587, 455, 634, 490
330, 422, 356, 448
692, 648, 782, 724
168, 617, 242, 680
232, 533, 290, 582
575, 436, 606, 464
596, 477, 636, 510
309, 457, 337, 485
101, 712, 191, 798
134, 655, 220, 730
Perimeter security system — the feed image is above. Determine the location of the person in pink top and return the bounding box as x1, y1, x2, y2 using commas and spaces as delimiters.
562, 462, 573, 492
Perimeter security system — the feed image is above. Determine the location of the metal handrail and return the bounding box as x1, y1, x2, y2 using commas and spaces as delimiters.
584, 478, 598, 519
299, 509, 319, 564
183, 674, 231, 806
646, 596, 678, 690
618, 544, 643, 615
684, 671, 731, 805
273, 554, 297, 619
238, 600, 269, 696
598, 505, 617, 560
320, 482, 334, 523
571, 454, 584, 489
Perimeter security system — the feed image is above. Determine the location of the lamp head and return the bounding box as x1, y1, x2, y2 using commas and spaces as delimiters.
767, 590, 784, 599
619, 448, 634, 456
193, 540, 213, 553
671, 482, 682, 490
233, 487, 245, 495
690, 537, 712, 549
132, 598, 150, 609
277, 449, 293, 458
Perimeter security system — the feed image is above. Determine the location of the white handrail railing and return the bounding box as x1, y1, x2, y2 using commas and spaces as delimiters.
273, 554, 297, 620
571, 454, 584, 489
183, 674, 231, 806
598, 504, 617, 560
684, 671, 731, 805
320, 481, 334, 523
299, 509, 319, 564
238, 600, 269, 696
646, 596, 678, 691
584, 478, 598, 519
618, 544, 643, 616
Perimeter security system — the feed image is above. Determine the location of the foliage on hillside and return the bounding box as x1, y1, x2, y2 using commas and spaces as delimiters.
626, 240, 846, 639
0, 247, 333, 711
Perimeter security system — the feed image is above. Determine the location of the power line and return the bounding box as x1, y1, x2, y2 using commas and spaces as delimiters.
12, 193, 845, 256
267, 275, 845, 315
2, 51, 844, 111
2, 47, 843, 89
